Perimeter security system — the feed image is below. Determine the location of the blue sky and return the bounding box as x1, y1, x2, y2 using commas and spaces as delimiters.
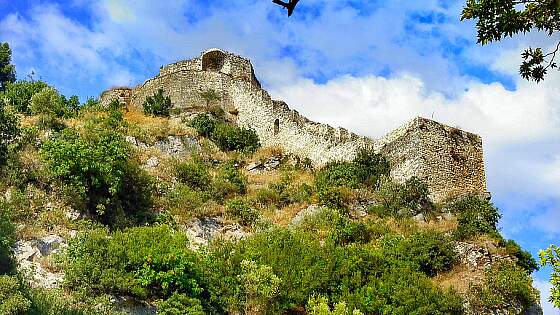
1, 0, 559, 312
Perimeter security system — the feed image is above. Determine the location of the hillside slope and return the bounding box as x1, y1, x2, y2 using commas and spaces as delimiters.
0, 82, 543, 314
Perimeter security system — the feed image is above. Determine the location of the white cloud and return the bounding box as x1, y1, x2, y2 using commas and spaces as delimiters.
534, 278, 560, 315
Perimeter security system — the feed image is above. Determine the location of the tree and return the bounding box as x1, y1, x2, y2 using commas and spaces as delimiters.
200, 89, 221, 108
0, 100, 19, 167
143, 88, 172, 117
237, 260, 281, 315
540, 244, 560, 308
0, 42, 16, 91
462, 0, 560, 82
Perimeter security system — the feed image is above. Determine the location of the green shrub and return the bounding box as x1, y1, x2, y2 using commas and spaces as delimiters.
381, 231, 456, 277
3, 80, 48, 114
375, 176, 433, 217
451, 195, 501, 239
158, 292, 205, 315
63, 225, 203, 301
0, 201, 16, 274
169, 184, 212, 218
40, 128, 153, 227
190, 114, 216, 137
502, 239, 538, 272
237, 259, 281, 314
0, 101, 18, 168
327, 218, 388, 246
226, 199, 259, 226
0, 275, 31, 314
315, 150, 389, 208
468, 262, 538, 313
211, 123, 260, 153
29, 86, 66, 116
143, 88, 172, 117
353, 147, 390, 186
213, 162, 247, 199
539, 244, 560, 308
176, 161, 211, 190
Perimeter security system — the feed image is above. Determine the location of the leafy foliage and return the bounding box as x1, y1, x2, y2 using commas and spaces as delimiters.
237, 259, 281, 314
191, 113, 260, 153
462, 0, 560, 82
307, 296, 363, 315
381, 231, 456, 277
0, 275, 31, 314
2, 80, 48, 114
176, 160, 211, 190
63, 225, 203, 300
374, 176, 433, 217
315, 148, 389, 208
214, 162, 248, 198
226, 198, 260, 226
40, 125, 153, 227
540, 244, 560, 308
0, 42, 16, 91
0, 100, 19, 167
143, 88, 172, 117
502, 239, 538, 272
0, 202, 16, 274
468, 262, 539, 313
450, 195, 501, 239
157, 292, 205, 315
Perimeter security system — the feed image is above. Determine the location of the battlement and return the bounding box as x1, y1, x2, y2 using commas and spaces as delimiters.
99, 49, 488, 202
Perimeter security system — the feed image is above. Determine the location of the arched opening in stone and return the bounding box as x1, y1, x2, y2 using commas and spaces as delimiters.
274, 119, 280, 135
202, 50, 227, 72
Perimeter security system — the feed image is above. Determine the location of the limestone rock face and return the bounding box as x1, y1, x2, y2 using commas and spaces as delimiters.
13, 235, 66, 289
182, 217, 247, 248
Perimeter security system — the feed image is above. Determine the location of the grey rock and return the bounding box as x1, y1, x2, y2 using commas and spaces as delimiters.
413, 213, 425, 222
145, 156, 160, 168
37, 235, 65, 256
290, 205, 326, 227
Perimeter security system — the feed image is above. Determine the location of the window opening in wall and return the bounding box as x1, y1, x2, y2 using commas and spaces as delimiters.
274, 119, 280, 135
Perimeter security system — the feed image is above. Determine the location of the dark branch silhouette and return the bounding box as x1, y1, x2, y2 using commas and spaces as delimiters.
272, 0, 300, 17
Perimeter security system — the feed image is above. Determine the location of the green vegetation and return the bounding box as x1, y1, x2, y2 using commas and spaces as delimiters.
0, 42, 543, 314
191, 113, 260, 153
462, 0, 560, 82
468, 262, 539, 313
143, 88, 172, 117
450, 195, 501, 240
0, 42, 16, 91
540, 244, 560, 308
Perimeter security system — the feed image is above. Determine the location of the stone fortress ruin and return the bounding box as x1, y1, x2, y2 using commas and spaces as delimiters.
100, 48, 488, 203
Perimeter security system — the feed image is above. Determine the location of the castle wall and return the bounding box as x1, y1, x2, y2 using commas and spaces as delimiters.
99, 88, 132, 108
378, 117, 487, 202
99, 49, 488, 203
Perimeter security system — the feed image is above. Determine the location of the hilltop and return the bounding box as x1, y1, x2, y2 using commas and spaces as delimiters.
0, 49, 543, 314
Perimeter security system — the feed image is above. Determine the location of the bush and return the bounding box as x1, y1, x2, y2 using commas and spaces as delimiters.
190, 114, 216, 137
0, 275, 31, 314
375, 176, 433, 217
237, 259, 281, 314
0, 201, 16, 274
40, 127, 153, 227
0, 101, 19, 167
158, 292, 205, 315
176, 161, 211, 190
211, 123, 260, 153
315, 150, 390, 208
226, 199, 259, 226
468, 262, 539, 313
381, 231, 456, 277
29, 86, 67, 116
169, 184, 212, 218
451, 195, 501, 239
3, 80, 48, 114
502, 239, 538, 272
63, 225, 204, 301
143, 88, 172, 117
213, 162, 247, 199
327, 218, 388, 246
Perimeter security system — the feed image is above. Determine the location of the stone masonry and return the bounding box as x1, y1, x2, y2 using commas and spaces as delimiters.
100, 48, 488, 203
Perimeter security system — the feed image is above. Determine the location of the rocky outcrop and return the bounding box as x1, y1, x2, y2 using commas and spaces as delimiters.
13, 235, 66, 289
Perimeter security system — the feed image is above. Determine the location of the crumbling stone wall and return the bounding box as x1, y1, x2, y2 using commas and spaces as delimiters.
99, 88, 132, 108
377, 117, 487, 202
99, 49, 488, 202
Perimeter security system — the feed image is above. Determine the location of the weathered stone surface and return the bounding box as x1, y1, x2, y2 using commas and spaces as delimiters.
13, 235, 66, 289
183, 217, 246, 247
290, 204, 327, 227
144, 156, 160, 168
100, 49, 488, 203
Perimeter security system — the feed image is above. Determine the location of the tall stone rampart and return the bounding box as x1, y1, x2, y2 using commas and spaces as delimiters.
99, 48, 488, 202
